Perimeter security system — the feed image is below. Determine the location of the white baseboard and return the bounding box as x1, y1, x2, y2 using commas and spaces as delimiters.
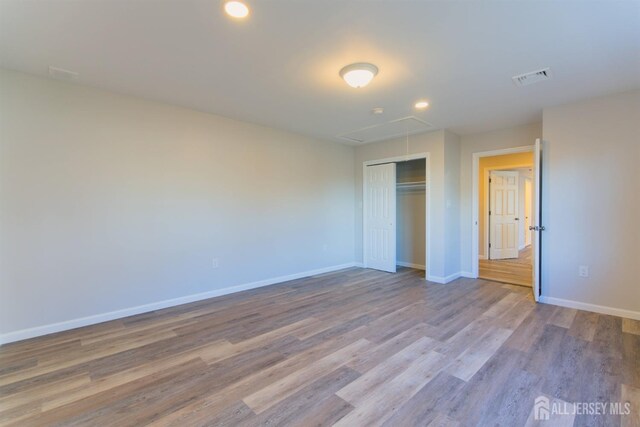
479, 254, 487, 260
459, 271, 476, 278
397, 261, 426, 270
0, 262, 357, 345
539, 296, 640, 321
427, 272, 463, 284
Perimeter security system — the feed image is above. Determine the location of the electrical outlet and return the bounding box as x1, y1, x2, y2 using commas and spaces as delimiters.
212, 258, 219, 269
579, 265, 589, 277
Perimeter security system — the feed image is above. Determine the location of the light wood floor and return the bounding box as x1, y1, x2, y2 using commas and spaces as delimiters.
479, 246, 533, 287
1, 267, 638, 426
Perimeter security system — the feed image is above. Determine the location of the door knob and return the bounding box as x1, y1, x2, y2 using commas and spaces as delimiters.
515, 218, 519, 220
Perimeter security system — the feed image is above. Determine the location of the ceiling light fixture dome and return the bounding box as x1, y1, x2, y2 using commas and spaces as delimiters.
414, 100, 429, 109
224, 1, 250, 18
339, 63, 378, 88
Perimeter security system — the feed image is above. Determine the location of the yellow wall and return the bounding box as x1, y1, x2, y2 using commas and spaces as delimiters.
479, 152, 533, 257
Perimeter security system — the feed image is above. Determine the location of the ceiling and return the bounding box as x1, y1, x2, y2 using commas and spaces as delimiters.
1, 1, 639, 144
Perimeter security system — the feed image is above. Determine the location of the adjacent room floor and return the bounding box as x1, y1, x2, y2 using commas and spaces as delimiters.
0, 268, 638, 426
479, 246, 533, 287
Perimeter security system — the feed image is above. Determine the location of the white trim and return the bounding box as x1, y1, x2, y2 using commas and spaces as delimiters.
478, 254, 487, 260
427, 272, 463, 284
0, 262, 357, 345
540, 296, 640, 321
472, 145, 534, 277
460, 271, 476, 278
363, 152, 431, 280
363, 152, 429, 167
397, 261, 426, 270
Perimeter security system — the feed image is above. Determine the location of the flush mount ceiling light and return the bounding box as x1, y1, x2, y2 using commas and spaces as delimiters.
414, 100, 429, 109
339, 63, 378, 88
224, 0, 249, 18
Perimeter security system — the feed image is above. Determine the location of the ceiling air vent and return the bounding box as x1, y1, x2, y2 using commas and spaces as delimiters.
512, 68, 552, 87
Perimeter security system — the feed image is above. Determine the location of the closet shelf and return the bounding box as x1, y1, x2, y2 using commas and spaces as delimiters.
397, 181, 426, 190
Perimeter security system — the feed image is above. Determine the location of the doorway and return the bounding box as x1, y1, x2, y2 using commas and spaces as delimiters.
363, 153, 430, 278
481, 166, 533, 287
471, 143, 543, 301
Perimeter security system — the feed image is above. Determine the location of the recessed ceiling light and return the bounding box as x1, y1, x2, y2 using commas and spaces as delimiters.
224, 1, 249, 18
339, 63, 378, 88
414, 100, 429, 109
372, 107, 384, 115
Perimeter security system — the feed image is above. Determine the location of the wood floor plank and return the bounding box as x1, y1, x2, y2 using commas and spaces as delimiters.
568, 310, 599, 342
381, 371, 466, 427
547, 306, 578, 329
621, 383, 640, 427
0, 329, 177, 388
347, 323, 435, 373
523, 394, 575, 427
445, 326, 513, 381
242, 338, 372, 413
246, 366, 358, 426
336, 336, 436, 405
622, 332, 640, 388
426, 413, 461, 427
446, 346, 528, 424
622, 318, 640, 336
334, 350, 447, 426
0, 267, 636, 426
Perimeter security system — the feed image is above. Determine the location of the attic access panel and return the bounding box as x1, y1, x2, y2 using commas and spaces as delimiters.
338, 116, 435, 144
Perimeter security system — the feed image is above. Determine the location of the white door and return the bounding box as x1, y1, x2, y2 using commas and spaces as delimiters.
524, 177, 532, 246
532, 139, 544, 302
364, 163, 396, 272
489, 171, 519, 260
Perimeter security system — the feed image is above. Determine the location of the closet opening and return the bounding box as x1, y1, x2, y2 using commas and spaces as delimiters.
363, 153, 429, 279
396, 159, 427, 273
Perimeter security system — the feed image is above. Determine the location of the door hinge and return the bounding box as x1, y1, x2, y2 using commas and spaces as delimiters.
489, 243, 491, 248
489, 210, 491, 215
489, 178, 492, 183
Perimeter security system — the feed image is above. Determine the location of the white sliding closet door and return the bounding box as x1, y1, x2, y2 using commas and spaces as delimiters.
364, 163, 396, 272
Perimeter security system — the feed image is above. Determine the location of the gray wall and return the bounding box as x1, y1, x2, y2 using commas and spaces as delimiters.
0, 69, 356, 336
443, 130, 461, 277
2, 68, 637, 340
541, 90, 640, 313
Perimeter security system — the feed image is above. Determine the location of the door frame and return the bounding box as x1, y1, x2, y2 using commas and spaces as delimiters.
524, 177, 533, 247
363, 153, 431, 278
471, 146, 534, 278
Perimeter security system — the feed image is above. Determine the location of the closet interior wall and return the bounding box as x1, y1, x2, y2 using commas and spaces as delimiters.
396, 159, 426, 271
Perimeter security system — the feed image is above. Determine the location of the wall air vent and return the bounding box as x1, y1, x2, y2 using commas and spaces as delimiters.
48, 66, 79, 80
337, 116, 434, 145
512, 67, 552, 87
